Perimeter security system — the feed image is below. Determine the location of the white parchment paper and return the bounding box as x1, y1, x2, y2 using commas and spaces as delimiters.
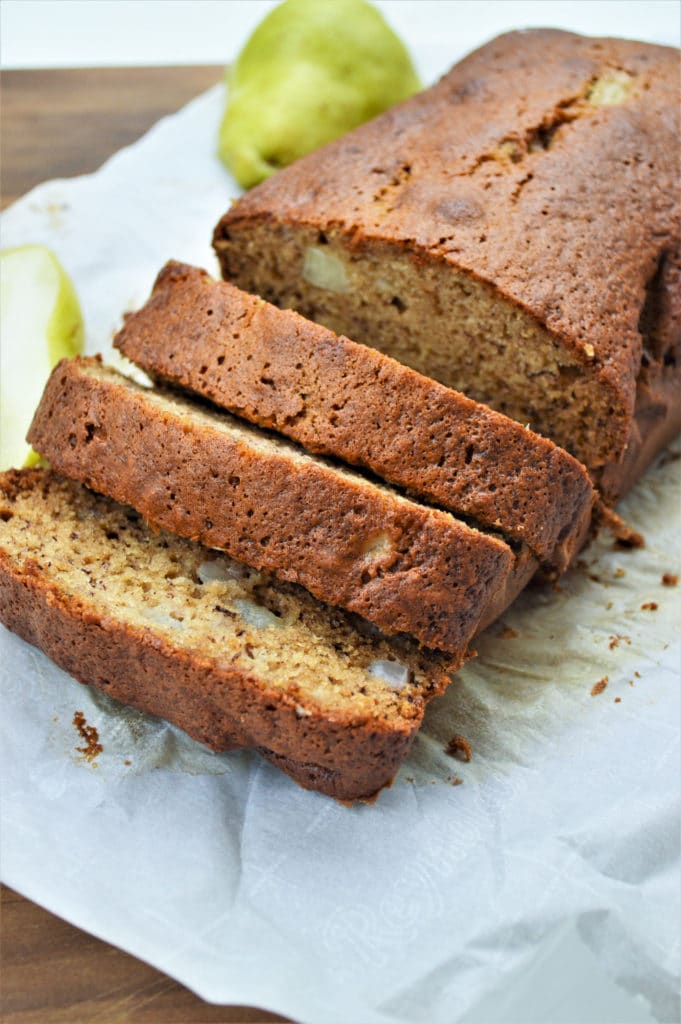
1, 38, 680, 1024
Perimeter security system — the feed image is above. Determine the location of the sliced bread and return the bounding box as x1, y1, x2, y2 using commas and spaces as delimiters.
0, 468, 461, 801
115, 260, 594, 570
27, 358, 536, 652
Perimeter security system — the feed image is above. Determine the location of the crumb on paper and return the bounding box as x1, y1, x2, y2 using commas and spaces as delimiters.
662, 573, 678, 587
641, 601, 658, 611
614, 567, 626, 579
124, 759, 131, 766
628, 679, 634, 686
72, 711, 102, 763
500, 625, 519, 639
608, 634, 631, 650
591, 676, 609, 697
29, 200, 70, 229
446, 734, 472, 762
597, 503, 645, 548
452, 777, 463, 786
614, 697, 622, 703
635, 670, 641, 679
615, 529, 645, 550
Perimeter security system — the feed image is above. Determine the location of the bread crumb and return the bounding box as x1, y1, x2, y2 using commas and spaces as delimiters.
597, 503, 645, 548
591, 676, 608, 696
614, 567, 626, 578
614, 697, 622, 703
615, 529, 644, 549
634, 670, 641, 679
500, 625, 519, 639
452, 777, 463, 786
73, 711, 102, 762
608, 634, 631, 650
446, 734, 472, 762
641, 601, 658, 611
628, 679, 634, 686
662, 573, 678, 587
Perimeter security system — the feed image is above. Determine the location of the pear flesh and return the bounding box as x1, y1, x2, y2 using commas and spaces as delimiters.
0, 245, 84, 470
219, 0, 421, 189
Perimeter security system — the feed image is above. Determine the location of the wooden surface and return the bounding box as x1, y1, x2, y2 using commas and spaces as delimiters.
1, 66, 221, 209
0, 67, 290, 1024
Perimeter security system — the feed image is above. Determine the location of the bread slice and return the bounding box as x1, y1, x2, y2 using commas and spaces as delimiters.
115, 261, 594, 571
0, 469, 463, 800
213, 30, 681, 502
27, 357, 536, 653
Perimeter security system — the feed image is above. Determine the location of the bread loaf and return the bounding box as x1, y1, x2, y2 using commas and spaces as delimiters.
213, 30, 681, 501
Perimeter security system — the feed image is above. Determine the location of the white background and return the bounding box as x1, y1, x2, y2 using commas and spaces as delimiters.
1, 3, 679, 1023
1, 0, 680, 79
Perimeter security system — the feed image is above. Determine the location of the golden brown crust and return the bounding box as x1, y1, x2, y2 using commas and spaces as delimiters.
0, 468, 459, 801
600, 243, 681, 500
27, 358, 519, 652
115, 261, 594, 569
214, 30, 681, 495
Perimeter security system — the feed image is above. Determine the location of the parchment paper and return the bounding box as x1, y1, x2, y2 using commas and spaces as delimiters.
1, 55, 680, 1024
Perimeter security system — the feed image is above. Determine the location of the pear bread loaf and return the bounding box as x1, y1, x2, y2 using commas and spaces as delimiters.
213, 29, 681, 502
0, 468, 462, 800
115, 260, 594, 571
27, 357, 538, 653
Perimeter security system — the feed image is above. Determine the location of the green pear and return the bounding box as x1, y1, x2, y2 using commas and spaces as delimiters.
0, 245, 84, 470
219, 0, 421, 188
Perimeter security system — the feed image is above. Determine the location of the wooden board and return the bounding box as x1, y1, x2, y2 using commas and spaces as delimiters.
1, 66, 223, 208
0, 66, 290, 1024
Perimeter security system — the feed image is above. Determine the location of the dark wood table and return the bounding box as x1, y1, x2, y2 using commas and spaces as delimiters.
1, 66, 290, 1024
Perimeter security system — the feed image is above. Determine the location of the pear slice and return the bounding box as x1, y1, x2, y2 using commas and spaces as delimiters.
0, 245, 84, 470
